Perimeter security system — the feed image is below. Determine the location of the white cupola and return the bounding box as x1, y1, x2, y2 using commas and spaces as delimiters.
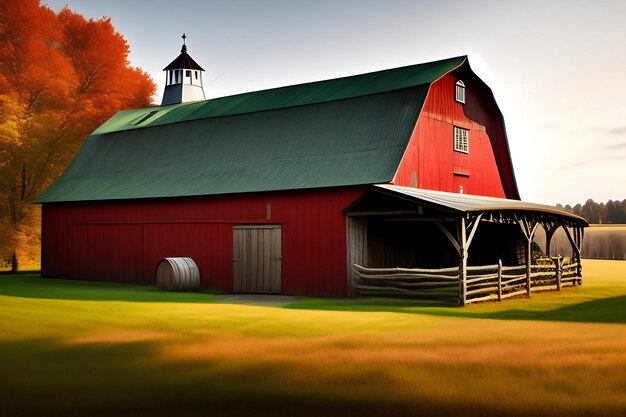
161, 34, 206, 106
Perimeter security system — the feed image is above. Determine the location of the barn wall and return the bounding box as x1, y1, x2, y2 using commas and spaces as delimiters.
393, 72, 507, 198
41, 187, 364, 297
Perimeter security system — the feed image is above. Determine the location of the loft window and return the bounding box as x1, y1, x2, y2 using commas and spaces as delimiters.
454, 126, 469, 153
186, 70, 191, 77
455, 80, 466, 103
195, 71, 198, 79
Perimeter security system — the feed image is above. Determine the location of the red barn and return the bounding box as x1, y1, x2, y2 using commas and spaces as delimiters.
37, 47, 586, 304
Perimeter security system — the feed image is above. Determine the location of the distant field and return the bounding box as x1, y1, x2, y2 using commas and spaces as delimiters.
547, 224, 626, 260
0, 260, 625, 416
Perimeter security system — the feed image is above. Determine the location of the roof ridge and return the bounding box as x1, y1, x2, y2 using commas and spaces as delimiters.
205, 55, 468, 101
94, 55, 467, 136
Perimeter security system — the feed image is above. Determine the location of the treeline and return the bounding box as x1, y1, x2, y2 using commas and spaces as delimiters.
1, 0, 155, 271
556, 199, 626, 224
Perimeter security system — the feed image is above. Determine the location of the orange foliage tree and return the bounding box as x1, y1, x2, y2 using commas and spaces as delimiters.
0, 0, 156, 271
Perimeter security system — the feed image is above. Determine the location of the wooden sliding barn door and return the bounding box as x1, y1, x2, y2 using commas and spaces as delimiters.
233, 225, 281, 294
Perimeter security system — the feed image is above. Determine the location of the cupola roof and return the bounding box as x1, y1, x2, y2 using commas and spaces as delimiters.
163, 34, 204, 71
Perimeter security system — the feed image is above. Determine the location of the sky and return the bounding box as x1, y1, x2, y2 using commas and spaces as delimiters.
44, 0, 626, 206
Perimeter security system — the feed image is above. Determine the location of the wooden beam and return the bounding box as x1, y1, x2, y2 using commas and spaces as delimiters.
346, 217, 368, 297
435, 221, 460, 255
383, 217, 456, 222
575, 226, 583, 278
497, 259, 502, 301
515, 215, 531, 240
554, 256, 562, 290
517, 215, 538, 297
526, 233, 532, 296
544, 222, 558, 257
560, 222, 581, 259
465, 213, 483, 249
579, 227, 585, 278
345, 210, 422, 217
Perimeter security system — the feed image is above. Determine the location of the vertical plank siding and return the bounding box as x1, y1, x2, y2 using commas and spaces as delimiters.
42, 186, 363, 297
346, 217, 368, 296
393, 72, 511, 199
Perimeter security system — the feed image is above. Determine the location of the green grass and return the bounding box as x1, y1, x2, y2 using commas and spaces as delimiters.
287, 260, 626, 324
1, 259, 625, 416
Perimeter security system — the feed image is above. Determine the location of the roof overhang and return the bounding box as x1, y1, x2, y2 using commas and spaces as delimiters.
345, 184, 588, 227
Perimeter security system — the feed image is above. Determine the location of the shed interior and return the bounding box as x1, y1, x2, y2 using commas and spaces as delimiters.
344, 186, 587, 304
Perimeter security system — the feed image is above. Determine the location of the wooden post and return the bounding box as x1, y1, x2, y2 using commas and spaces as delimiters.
577, 226, 585, 285
497, 259, 502, 301
554, 256, 561, 291
346, 217, 368, 297
516, 215, 538, 297
453, 213, 482, 306
576, 226, 582, 278
458, 217, 467, 306
560, 223, 581, 284
526, 236, 532, 296
545, 230, 552, 258
543, 221, 558, 258
573, 227, 579, 286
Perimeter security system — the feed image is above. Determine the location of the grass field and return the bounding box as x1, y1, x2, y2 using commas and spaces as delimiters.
1, 260, 625, 416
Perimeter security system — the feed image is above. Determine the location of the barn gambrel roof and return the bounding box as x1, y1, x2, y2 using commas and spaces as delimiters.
37, 56, 517, 203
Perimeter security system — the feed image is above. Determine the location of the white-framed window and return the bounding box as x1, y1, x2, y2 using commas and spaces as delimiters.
455, 80, 465, 103
454, 126, 469, 153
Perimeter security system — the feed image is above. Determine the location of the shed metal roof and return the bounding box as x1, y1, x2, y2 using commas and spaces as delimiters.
37, 56, 467, 203
374, 185, 588, 225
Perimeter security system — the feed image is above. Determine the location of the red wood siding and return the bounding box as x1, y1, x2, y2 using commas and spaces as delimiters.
41, 187, 364, 297
393, 72, 507, 198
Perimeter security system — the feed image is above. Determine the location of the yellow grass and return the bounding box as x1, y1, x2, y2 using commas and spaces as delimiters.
0, 259, 625, 416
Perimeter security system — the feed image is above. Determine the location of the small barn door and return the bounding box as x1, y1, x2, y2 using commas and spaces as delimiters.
233, 225, 281, 294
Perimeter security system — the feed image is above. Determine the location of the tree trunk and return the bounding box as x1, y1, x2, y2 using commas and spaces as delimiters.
10, 251, 18, 273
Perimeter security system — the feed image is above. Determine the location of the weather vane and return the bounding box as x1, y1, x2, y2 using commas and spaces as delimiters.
182, 33, 186, 45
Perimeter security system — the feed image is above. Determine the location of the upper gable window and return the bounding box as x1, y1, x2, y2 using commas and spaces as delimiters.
454, 126, 469, 153
455, 80, 466, 104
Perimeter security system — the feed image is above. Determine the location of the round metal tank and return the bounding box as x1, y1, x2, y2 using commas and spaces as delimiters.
156, 257, 200, 291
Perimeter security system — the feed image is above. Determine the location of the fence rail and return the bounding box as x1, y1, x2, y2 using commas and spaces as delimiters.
353, 264, 460, 302
353, 256, 582, 304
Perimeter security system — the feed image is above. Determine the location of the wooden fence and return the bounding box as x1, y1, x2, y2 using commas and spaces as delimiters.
353, 256, 581, 305
353, 264, 460, 303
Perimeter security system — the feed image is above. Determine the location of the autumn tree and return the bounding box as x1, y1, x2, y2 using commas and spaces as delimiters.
0, 0, 155, 271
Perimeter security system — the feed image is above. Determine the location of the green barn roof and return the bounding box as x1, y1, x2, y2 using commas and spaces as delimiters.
37, 56, 467, 203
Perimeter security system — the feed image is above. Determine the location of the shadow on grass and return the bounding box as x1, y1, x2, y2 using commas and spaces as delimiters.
0, 338, 459, 417
0, 273, 221, 304
2, 273, 625, 325
285, 295, 626, 324
2, 338, 607, 417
